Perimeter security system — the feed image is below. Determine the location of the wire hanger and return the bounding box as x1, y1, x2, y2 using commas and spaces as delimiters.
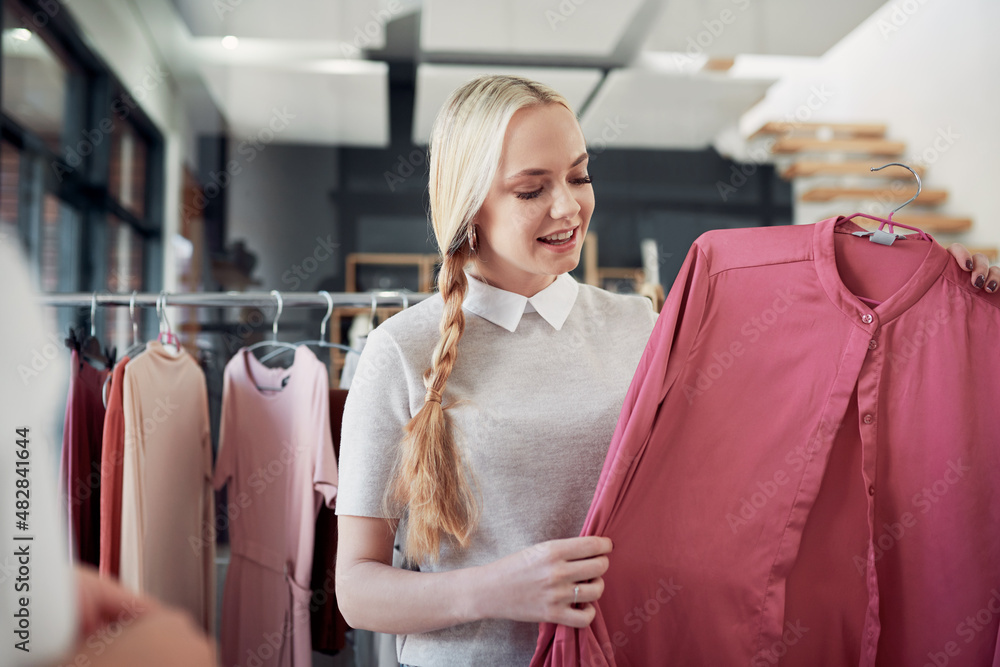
246, 290, 299, 356
839, 162, 932, 242
81, 292, 112, 370
122, 290, 147, 359
103, 291, 151, 408
245, 291, 300, 391
156, 292, 182, 354
260, 290, 361, 363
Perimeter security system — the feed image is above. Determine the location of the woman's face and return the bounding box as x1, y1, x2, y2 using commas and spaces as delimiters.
471, 103, 594, 297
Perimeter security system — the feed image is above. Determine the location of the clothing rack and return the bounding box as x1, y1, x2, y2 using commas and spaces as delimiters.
37, 290, 432, 309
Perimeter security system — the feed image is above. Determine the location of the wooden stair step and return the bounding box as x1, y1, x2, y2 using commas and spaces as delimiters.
800, 186, 947, 205
772, 137, 906, 156
967, 247, 998, 263
781, 160, 926, 180
752, 121, 887, 140
889, 214, 972, 234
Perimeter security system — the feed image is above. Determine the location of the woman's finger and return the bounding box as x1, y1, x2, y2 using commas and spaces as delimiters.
558, 602, 598, 628
547, 535, 613, 562
567, 578, 605, 606
75, 566, 155, 642
947, 243, 975, 272
564, 554, 610, 583
971, 253, 991, 289
985, 265, 999, 294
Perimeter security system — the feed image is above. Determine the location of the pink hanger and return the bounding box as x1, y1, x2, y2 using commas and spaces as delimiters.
838, 162, 932, 241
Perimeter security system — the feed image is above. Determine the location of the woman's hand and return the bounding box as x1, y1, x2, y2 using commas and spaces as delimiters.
948, 244, 999, 293
478, 536, 613, 628
62, 566, 216, 667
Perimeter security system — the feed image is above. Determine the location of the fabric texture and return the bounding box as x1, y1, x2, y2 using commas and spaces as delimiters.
531, 217, 1000, 667
59, 349, 109, 567
119, 341, 215, 632
336, 277, 658, 667
310, 388, 350, 655
98, 355, 129, 579
214, 345, 337, 667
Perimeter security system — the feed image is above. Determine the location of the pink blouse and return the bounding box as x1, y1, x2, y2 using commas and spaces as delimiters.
532, 217, 1000, 666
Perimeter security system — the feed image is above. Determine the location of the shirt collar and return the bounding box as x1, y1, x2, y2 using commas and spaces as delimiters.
463, 272, 580, 332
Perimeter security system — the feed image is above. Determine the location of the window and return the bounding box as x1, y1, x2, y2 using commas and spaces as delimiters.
0, 0, 163, 326
1, 2, 79, 153
109, 115, 148, 220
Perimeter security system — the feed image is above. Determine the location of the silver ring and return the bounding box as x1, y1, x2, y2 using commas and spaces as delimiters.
573, 585, 580, 606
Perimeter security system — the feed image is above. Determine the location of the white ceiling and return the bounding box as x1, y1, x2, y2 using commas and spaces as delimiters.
412, 64, 604, 144
420, 0, 647, 58
199, 60, 389, 146
169, 0, 420, 43
580, 68, 774, 150
129, 0, 889, 151
643, 0, 885, 57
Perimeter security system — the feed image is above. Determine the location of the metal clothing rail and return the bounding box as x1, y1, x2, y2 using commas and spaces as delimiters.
38, 290, 432, 309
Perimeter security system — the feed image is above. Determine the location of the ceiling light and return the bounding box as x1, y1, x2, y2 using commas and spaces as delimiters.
11, 28, 32, 41
221, 35, 239, 50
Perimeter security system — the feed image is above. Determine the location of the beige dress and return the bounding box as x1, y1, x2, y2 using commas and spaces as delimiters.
119, 340, 215, 631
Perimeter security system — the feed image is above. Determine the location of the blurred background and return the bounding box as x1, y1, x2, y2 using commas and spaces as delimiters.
4, 0, 997, 332
2, 2, 997, 665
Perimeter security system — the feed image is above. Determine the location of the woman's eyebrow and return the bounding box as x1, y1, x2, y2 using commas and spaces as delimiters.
506, 153, 589, 180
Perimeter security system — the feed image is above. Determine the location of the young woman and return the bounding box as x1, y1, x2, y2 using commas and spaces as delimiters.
334, 75, 999, 666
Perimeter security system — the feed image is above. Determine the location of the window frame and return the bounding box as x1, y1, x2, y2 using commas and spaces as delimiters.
0, 0, 164, 299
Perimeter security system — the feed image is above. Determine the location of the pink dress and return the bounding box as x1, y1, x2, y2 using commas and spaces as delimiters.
214, 346, 337, 667
532, 217, 1000, 666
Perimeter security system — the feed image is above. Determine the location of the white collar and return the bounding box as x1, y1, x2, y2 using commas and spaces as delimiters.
463, 272, 579, 332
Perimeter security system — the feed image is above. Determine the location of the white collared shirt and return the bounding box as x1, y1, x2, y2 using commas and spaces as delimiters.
462, 272, 580, 332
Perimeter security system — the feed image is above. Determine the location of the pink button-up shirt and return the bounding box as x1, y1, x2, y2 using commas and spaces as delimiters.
533, 217, 1000, 667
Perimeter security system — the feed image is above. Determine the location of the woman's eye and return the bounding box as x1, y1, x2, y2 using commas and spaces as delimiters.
516, 188, 543, 200
571, 176, 592, 186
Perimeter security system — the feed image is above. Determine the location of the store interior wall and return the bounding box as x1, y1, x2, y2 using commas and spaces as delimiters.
224, 66, 792, 302
225, 142, 340, 328
62, 0, 198, 327
55, 0, 996, 304
741, 0, 1000, 247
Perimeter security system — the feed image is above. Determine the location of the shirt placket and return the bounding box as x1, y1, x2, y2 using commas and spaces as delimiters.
856, 310, 883, 666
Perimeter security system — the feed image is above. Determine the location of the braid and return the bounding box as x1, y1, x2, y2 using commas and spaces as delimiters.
385, 74, 574, 563
389, 250, 479, 562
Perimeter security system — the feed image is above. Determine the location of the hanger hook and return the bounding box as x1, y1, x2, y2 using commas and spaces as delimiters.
270, 290, 283, 339
369, 292, 378, 329
90, 292, 98, 337
871, 162, 921, 220
318, 290, 334, 340
158, 291, 173, 335
399, 290, 409, 310
129, 290, 139, 345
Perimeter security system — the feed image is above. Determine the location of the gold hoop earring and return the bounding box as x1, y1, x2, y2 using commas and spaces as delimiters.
468, 225, 479, 253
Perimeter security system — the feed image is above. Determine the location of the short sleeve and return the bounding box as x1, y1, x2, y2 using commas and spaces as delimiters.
212, 365, 237, 491
335, 327, 415, 519
312, 367, 338, 509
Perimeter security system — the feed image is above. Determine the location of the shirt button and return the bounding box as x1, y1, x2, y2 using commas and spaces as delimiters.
869, 485, 875, 496
862, 313, 874, 324
868, 339, 878, 350
863, 414, 873, 424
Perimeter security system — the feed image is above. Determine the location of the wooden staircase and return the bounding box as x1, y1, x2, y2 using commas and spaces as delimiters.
753, 122, 997, 262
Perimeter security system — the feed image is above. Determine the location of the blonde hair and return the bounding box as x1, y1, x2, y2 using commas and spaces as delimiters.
387, 75, 574, 562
